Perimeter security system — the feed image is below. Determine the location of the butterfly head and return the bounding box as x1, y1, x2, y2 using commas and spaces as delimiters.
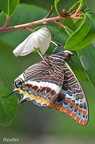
2, 78, 25, 102
2, 78, 23, 99
13, 78, 24, 90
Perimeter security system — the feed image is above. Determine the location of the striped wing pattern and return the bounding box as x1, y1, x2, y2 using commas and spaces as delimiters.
14, 60, 64, 106
48, 63, 88, 125
13, 51, 88, 125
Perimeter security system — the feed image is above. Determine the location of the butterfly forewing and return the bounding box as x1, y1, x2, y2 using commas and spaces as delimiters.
13, 59, 64, 106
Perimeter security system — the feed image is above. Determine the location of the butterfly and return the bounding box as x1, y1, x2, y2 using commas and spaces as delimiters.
12, 50, 88, 125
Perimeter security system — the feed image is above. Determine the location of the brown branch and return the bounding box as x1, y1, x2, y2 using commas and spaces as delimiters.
0, 7, 81, 33
0, 16, 61, 33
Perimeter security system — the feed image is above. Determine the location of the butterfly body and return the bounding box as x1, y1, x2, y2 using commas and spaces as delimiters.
13, 50, 88, 125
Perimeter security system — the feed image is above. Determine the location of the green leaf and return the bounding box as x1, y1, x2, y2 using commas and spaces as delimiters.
65, 12, 95, 50
74, 12, 95, 49
69, 0, 80, 12
64, 14, 91, 50
0, 72, 18, 126
0, 0, 20, 16
77, 44, 95, 87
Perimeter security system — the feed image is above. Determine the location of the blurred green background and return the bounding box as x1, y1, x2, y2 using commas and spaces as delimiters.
0, 0, 95, 144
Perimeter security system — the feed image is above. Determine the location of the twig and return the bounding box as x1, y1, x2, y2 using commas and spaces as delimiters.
0, 16, 61, 32
54, 21, 66, 29
45, 6, 54, 18
23, 27, 34, 32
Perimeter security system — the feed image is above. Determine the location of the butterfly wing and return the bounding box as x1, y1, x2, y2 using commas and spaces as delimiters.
13, 52, 88, 125
48, 62, 88, 125
14, 60, 64, 106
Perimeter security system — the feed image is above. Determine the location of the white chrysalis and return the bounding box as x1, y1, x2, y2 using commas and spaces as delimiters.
13, 27, 51, 56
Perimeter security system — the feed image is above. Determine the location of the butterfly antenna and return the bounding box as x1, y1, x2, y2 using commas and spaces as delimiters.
2, 90, 14, 99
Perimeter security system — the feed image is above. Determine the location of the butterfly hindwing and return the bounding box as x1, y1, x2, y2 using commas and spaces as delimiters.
48, 62, 88, 125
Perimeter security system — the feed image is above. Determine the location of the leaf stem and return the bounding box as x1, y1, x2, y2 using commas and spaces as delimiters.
3, 16, 10, 27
